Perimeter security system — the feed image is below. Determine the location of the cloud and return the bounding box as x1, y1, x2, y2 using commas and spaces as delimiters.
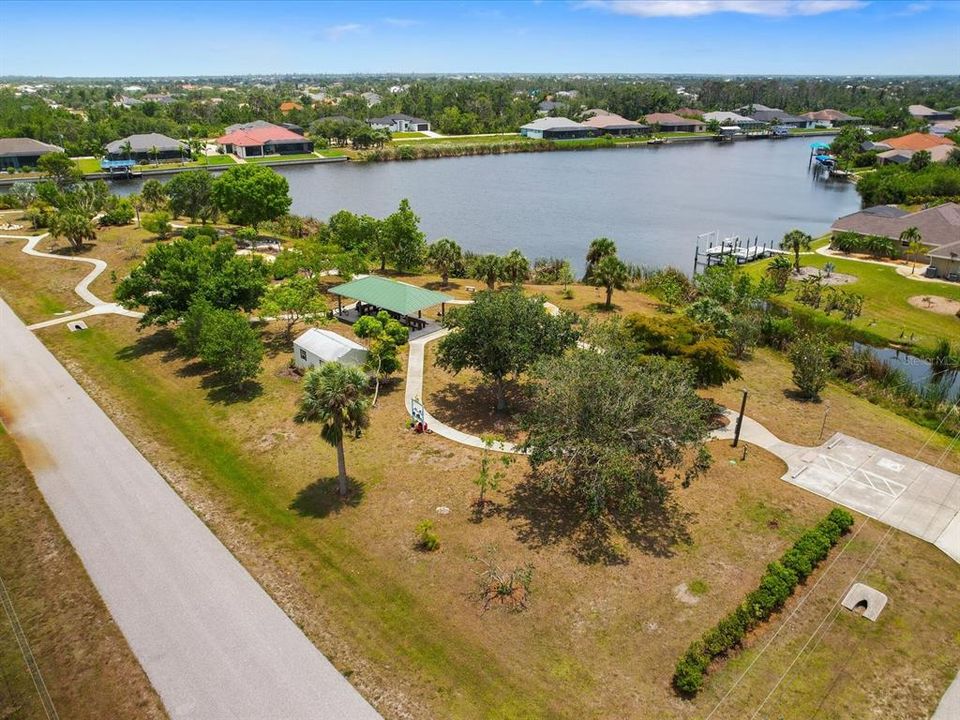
323, 23, 365, 40
899, 2, 931, 15
577, 0, 868, 18
383, 17, 421, 27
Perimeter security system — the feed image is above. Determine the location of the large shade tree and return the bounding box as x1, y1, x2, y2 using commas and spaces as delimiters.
436, 288, 578, 411
116, 235, 269, 326
295, 362, 371, 497
165, 170, 216, 223
212, 164, 292, 227
521, 348, 713, 522
377, 198, 426, 272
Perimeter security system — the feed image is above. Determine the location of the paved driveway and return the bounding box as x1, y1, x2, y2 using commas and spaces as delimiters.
0, 298, 380, 720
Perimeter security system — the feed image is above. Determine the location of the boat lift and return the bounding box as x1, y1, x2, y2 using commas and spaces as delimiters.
693, 231, 780, 275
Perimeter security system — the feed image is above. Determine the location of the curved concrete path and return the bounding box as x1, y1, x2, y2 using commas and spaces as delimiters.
1, 232, 144, 327
406, 332, 960, 564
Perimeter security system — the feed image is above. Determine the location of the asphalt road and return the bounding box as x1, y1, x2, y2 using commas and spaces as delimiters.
0, 297, 380, 720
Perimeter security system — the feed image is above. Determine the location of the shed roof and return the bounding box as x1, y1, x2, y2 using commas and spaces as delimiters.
294, 328, 366, 361
329, 275, 452, 316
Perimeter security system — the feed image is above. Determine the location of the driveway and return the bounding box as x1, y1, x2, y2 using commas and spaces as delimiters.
0, 297, 380, 720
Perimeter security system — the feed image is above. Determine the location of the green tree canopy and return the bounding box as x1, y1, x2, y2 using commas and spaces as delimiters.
115, 235, 269, 326
295, 362, 371, 497
590, 254, 629, 308
500, 249, 530, 286
49, 210, 95, 250
197, 307, 264, 389
584, 237, 617, 280
427, 237, 463, 287
165, 170, 216, 223
140, 179, 168, 212
37, 152, 81, 189
259, 275, 327, 340
324, 210, 381, 255
212, 164, 292, 227
378, 198, 426, 272
436, 288, 578, 411
520, 348, 713, 526
472, 254, 502, 290
781, 229, 812, 272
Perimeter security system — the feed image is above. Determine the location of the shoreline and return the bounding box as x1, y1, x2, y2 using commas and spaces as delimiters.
0, 130, 840, 185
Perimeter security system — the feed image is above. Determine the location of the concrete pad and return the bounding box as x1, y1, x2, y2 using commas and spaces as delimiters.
841, 583, 888, 621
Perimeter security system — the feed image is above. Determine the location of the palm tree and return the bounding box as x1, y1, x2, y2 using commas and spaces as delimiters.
295, 362, 371, 497
591, 254, 629, 308
584, 237, 617, 280
427, 237, 463, 287
900, 226, 925, 274
50, 210, 96, 251
767, 254, 794, 292
150, 145, 160, 166
472, 254, 502, 290
121, 139, 133, 160
781, 229, 812, 272
500, 249, 529, 286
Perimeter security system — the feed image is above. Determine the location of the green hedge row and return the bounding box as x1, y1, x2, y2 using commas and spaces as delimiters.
673, 507, 854, 696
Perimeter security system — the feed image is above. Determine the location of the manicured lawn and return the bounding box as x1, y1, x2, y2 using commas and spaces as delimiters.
0, 426, 165, 720
73, 157, 102, 173
746, 251, 960, 353
246, 153, 322, 163
74, 155, 236, 176
392, 131, 428, 139
318, 149, 346, 158
392, 133, 527, 146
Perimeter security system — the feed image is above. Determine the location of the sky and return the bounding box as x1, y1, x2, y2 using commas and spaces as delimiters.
2, 0, 958, 77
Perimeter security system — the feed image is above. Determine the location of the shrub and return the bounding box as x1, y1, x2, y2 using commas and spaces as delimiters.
142, 210, 173, 239
672, 507, 853, 695
789, 333, 832, 400
100, 197, 135, 226
415, 520, 440, 551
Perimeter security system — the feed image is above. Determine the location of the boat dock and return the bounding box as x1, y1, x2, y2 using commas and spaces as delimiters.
693, 231, 788, 274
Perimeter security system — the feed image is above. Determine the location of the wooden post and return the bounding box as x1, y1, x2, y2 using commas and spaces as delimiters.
732, 388, 748, 448
818, 402, 831, 443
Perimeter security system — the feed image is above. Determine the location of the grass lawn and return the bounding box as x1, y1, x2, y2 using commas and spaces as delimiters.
392, 133, 528, 146
73, 157, 102, 173
0, 426, 166, 720
75, 156, 236, 175
391, 131, 428, 139
246, 153, 322, 164
318, 149, 346, 158
3, 242, 959, 718
746, 251, 960, 353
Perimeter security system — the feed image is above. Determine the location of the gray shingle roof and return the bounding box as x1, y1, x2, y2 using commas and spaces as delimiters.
0, 137, 64, 157
105, 133, 186, 154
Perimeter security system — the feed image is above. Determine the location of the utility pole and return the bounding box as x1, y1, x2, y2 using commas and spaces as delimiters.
732, 388, 748, 448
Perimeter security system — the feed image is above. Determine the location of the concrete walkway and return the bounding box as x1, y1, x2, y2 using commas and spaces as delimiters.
0, 297, 380, 720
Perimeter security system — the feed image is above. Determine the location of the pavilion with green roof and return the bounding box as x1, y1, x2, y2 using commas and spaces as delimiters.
329, 275, 453, 331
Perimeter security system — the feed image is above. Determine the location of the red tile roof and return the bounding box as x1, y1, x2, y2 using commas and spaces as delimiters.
217, 123, 305, 147
884, 132, 955, 151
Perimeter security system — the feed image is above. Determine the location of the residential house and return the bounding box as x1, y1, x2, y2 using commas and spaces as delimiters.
293, 329, 367, 370
537, 100, 560, 114
882, 132, 955, 152
361, 91, 382, 107
142, 93, 175, 105
802, 109, 863, 127
736, 104, 813, 128
103, 133, 188, 166
579, 113, 649, 136
644, 113, 706, 132
876, 148, 915, 165
861, 140, 892, 152
0, 138, 64, 170
675, 107, 703, 118
909, 104, 955, 122
519, 117, 597, 139
114, 95, 142, 108
582, 108, 612, 118
279, 101, 303, 114
701, 111, 766, 131
217, 121, 314, 158
930, 119, 960, 137
831, 202, 960, 279
366, 114, 431, 132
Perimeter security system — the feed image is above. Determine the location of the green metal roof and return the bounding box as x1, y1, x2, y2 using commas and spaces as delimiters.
329, 275, 453, 316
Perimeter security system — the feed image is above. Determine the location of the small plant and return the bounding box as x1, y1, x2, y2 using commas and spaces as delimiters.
473, 436, 514, 519
688, 579, 710, 596
415, 520, 440, 552
474, 550, 534, 613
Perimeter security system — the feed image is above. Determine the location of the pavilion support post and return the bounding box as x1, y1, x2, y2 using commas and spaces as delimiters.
441, 303, 445, 319
337, 297, 342, 314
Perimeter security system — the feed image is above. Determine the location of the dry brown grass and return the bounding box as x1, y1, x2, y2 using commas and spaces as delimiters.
706, 348, 960, 475
0, 426, 166, 720
3, 232, 958, 719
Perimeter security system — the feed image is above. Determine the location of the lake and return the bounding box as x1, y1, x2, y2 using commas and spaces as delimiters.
114, 137, 860, 273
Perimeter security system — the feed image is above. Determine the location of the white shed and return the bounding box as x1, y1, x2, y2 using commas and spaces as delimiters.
293, 328, 368, 370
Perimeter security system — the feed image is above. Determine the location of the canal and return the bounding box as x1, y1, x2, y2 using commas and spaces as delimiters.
113, 137, 861, 273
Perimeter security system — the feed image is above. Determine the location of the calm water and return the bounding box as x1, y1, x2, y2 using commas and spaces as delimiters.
113, 137, 860, 273
853, 343, 960, 401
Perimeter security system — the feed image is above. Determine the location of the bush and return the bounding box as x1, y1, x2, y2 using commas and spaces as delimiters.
142, 210, 173, 239
415, 520, 440, 551
673, 507, 853, 695
99, 197, 135, 226
789, 333, 832, 399
182, 225, 219, 241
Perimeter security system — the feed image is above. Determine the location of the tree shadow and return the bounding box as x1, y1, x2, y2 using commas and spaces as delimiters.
290, 476, 365, 518
114, 328, 178, 362
504, 476, 692, 566
48, 242, 97, 256
202, 374, 264, 405
422, 279, 464, 292
583, 302, 621, 313
782, 388, 823, 404
428, 380, 525, 441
